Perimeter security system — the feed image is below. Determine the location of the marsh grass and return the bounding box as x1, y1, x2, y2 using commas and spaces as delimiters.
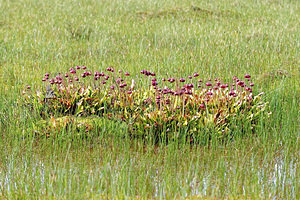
0, 0, 299, 199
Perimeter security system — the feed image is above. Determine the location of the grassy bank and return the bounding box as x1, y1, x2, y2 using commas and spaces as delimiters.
0, 0, 299, 199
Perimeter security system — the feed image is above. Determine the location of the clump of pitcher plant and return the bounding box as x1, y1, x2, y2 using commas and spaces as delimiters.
22, 65, 270, 142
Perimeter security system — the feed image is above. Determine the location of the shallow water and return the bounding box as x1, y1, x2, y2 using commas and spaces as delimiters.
0, 139, 297, 199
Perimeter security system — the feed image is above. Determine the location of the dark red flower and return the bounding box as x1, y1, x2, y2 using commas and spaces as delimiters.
151, 81, 158, 86
70, 68, 76, 74
49, 79, 55, 84
199, 104, 205, 109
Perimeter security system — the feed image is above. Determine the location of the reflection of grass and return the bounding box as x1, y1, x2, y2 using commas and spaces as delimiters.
0, 0, 299, 199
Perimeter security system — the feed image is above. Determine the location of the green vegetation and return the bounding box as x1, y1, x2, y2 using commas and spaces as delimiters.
0, 0, 299, 199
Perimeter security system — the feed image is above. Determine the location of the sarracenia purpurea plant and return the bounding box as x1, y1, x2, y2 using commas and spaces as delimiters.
22, 66, 271, 142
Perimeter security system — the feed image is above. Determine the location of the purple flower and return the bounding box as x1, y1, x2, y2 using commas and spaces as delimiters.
49, 79, 55, 84
165, 99, 170, 105
145, 71, 151, 76
70, 68, 76, 74
180, 78, 185, 82
206, 82, 212, 87
151, 81, 158, 86
125, 72, 130, 76
237, 81, 244, 86
119, 83, 127, 88
168, 78, 175, 83
229, 91, 236, 96
188, 83, 194, 88
193, 73, 199, 77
